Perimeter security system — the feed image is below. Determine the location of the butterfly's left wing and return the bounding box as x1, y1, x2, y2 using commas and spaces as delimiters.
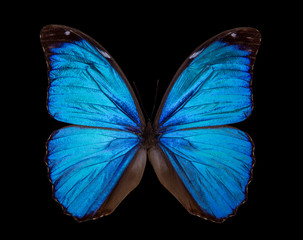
46, 126, 146, 222
41, 25, 147, 221
41, 25, 145, 131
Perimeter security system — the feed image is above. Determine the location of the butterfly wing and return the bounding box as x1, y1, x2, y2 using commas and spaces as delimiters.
150, 127, 254, 222
41, 25, 145, 131
41, 25, 147, 221
46, 126, 146, 221
154, 28, 260, 132
150, 28, 260, 221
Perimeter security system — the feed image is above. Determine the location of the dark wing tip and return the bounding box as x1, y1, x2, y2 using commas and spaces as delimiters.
40, 25, 81, 48
40, 24, 71, 36
223, 27, 261, 41
220, 27, 261, 57
190, 27, 261, 59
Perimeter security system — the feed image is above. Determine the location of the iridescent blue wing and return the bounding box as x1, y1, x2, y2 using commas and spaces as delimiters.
46, 126, 146, 222
154, 28, 261, 132
150, 127, 254, 222
41, 25, 145, 131
149, 28, 260, 222
41, 25, 147, 221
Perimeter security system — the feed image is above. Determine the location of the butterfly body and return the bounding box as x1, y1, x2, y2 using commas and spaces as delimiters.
139, 121, 160, 149
41, 25, 260, 222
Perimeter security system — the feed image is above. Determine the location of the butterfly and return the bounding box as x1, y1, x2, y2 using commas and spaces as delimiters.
41, 25, 261, 223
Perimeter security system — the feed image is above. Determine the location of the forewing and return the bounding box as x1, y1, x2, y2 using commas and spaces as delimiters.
41, 25, 144, 131
154, 28, 261, 132
46, 126, 146, 221
156, 127, 254, 222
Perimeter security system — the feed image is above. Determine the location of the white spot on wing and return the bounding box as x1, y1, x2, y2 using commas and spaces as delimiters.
231, 33, 237, 38
65, 30, 71, 36
189, 49, 203, 59
98, 49, 111, 59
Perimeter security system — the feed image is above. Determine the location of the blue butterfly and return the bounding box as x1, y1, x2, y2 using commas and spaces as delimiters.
41, 25, 261, 222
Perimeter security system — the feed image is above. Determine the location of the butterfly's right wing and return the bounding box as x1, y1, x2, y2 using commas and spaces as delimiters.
149, 127, 254, 222
154, 28, 260, 132
149, 28, 260, 222
46, 126, 146, 222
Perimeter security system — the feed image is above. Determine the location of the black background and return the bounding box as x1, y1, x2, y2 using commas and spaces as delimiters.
13, 4, 284, 237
